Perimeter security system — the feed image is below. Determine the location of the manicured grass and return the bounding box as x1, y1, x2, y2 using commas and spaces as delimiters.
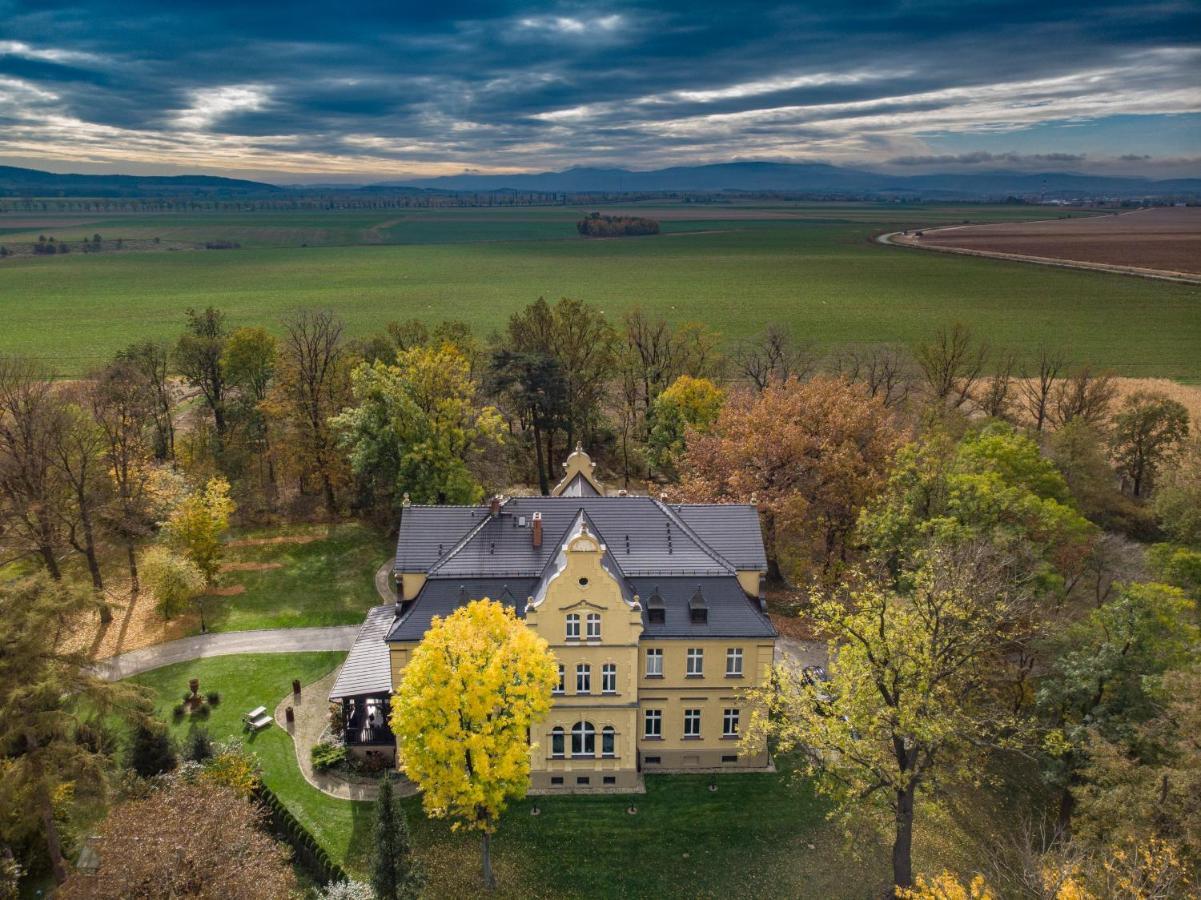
1, 203, 1196, 379
205, 522, 391, 633
130, 653, 890, 897
129, 653, 376, 874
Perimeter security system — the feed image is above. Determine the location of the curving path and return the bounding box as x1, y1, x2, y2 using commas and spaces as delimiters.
875, 228, 1201, 285
92, 625, 360, 681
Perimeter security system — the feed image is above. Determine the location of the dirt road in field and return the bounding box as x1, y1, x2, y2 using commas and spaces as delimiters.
877, 207, 1201, 284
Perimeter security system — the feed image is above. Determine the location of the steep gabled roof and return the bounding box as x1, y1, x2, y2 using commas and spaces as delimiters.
393, 505, 488, 573
558, 472, 600, 496
386, 578, 533, 642
671, 503, 768, 571
425, 496, 735, 579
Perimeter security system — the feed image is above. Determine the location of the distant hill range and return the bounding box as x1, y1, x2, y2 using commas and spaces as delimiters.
3, 161, 1198, 200
0, 165, 280, 197
376, 161, 1201, 200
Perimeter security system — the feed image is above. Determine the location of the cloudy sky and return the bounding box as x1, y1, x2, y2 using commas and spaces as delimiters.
1, 1, 1198, 182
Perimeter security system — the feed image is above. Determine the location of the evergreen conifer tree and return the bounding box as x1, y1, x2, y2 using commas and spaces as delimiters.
370, 776, 420, 899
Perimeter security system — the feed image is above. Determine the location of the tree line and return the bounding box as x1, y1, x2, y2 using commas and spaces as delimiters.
2, 295, 1199, 894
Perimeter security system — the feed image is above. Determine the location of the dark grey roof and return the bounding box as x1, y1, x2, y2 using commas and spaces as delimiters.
386, 578, 535, 642
394, 505, 488, 572
672, 504, 767, 571
426, 496, 735, 578
631, 577, 775, 638
329, 605, 397, 700
559, 472, 600, 496
386, 572, 774, 643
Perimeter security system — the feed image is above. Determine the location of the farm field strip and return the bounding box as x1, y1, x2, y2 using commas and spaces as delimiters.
0, 204, 1196, 380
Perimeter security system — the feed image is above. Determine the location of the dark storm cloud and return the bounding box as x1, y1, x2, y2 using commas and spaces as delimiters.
0, 0, 1197, 176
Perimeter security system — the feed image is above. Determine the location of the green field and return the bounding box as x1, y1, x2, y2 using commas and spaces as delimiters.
1, 203, 1197, 379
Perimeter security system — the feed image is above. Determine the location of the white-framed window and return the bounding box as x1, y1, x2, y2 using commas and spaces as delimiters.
571, 721, 595, 757
565, 613, 580, 640
586, 612, 601, 640
684, 708, 701, 737
601, 663, 617, 694
553, 663, 565, 694
686, 648, 704, 676
550, 726, 565, 757
576, 663, 591, 694
723, 708, 740, 737
726, 647, 743, 676
602, 726, 615, 757
644, 708, 662, 738
645, 647, 663, 676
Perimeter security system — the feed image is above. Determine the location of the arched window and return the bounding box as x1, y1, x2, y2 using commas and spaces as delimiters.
602, 726, 615, 757
565, 613, 580, 640
586, 612, 601, 640
550, 727, 565, 758
571, 721, 595, 757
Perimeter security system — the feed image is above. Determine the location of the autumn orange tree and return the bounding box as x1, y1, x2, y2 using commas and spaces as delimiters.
676, 375, 901, 583
57, 780, 295, 899
391, 599, 557, 890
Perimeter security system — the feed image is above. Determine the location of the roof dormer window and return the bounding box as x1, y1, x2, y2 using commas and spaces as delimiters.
689, 585, 708, 625
647, 587, 666, 625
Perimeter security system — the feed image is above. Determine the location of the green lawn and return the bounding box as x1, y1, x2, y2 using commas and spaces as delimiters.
204, 522, 391, 633
129, 653, 376, 874
130, 652, 893, 898
1, 203, 1196, 379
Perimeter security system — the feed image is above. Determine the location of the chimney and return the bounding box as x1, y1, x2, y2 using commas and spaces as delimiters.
489, 495, 501, 517
532, 512, 543, 549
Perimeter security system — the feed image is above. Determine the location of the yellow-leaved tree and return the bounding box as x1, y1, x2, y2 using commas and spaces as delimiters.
391, 599, 557, 890
162, 476, 234, 586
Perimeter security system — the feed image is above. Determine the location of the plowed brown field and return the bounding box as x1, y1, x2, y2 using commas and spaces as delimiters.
911, 206, 1201, 276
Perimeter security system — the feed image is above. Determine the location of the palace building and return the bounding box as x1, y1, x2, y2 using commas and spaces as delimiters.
329, 446, 777, 792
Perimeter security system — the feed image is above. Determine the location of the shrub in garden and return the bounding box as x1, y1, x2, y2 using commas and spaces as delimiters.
200, 742, 261, 798
128, 722, 177, 777
310, 742, 347, 772
184, 728, 213, 763
205, 690, 221, 706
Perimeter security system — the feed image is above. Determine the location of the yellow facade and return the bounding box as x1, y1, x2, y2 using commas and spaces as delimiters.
387, 519, 774, 793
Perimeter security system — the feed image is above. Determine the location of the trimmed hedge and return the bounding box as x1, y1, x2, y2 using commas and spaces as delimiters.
255, 784, 348, 886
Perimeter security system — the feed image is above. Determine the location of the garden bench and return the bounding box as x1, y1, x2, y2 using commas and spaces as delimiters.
244, 705, 273, 731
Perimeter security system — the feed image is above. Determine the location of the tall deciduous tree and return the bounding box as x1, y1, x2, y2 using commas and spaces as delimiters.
733, 324, 814, 390
272, 309, 350, 517
333, 345, 504, 508
162, 477, 234, 589
174, 307, 229, 452
0, 357, 65, 577
222, 326, 279, 497
391, 600, 556, 890
677, 376, 901, 583
746, 545, 1035, 893
1036, 582, 1198, 839
116, 340, 174, 460
914, 323, 987, 409
487, 350, 569, 495
505, 297, 618, 458
90, 361, 157, 595
0, 574, 146, 884
1109, 392, 1189, 499
48, 392, 110, 595
646, 375, 725, 480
